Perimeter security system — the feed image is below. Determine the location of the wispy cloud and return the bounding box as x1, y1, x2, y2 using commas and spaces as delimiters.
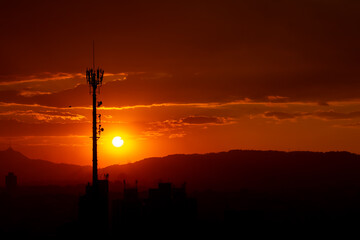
181, 116, 230, 125
0, 72, 82, 86
313, 110, 360, 120
0, 135, 90, 148
0, 72, 128, 97
140, 115, 235, 139
150, 116, 235, 128
261, 111, 308, 120
169, 133, 186, 139
334, 122, 360, 128
18, 90, 52, 97
0, 72, 127, 86
259, 110, 360, 121
0, 110, 86, 123
0, 99, 299, 111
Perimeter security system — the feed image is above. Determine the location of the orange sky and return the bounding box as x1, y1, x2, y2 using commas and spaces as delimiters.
0, 0, 360, 166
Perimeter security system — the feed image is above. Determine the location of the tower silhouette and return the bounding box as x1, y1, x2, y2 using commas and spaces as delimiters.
79, 42, 108, 235
86, 41, 104, 185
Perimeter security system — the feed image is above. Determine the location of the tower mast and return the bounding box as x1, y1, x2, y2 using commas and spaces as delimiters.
86, 41, 104, 185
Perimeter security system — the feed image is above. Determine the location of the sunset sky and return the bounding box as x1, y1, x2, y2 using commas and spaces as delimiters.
0, 0, 359, 166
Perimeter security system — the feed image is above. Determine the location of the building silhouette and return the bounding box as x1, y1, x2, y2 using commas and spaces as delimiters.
112, 181, 197, 234
144, 182, 197, 224
111, 180, 142, 229
78, 179, 109, 235
5, 172, 17, 192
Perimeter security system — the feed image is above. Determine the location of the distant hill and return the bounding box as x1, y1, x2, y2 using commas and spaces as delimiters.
0, 147, 91, 185
104, 150, 360, 191
1, 147, 360, 191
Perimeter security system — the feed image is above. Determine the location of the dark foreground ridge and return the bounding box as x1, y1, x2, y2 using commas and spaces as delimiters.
1, 147, 360, 190
1, 148, 360, 236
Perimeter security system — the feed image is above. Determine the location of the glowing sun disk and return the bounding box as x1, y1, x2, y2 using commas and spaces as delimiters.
112, 136, 124, 147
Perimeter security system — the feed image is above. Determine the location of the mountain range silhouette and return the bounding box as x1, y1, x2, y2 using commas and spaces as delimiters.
1, 147, 360, 191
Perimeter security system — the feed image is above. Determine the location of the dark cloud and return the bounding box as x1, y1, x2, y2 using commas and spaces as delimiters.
2, 70, 360, 109
142, 115, 234, 139
314, 110, 360, 120
181, 116, 227, 124
263, 111, 306, 120
0, 109, 86, 123
318, 101, 330, 106
336, 122, 360, 128
263, 111, 294, 120
0, 119, 89, 137
262, 110, 360, 121
0, 0, 358, 106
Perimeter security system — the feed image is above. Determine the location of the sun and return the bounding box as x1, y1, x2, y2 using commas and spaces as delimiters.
112, 136, 124, 147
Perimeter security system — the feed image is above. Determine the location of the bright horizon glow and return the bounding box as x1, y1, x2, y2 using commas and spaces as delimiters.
112, 136, 124, 147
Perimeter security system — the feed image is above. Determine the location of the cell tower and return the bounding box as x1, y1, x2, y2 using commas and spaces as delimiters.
86, 41, 104, 185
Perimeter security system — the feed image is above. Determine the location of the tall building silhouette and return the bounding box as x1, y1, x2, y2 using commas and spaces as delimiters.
144, 182, 197, 225
112, 181, 197, 234
5, 172, 17, 192
111, 180, 142, 229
